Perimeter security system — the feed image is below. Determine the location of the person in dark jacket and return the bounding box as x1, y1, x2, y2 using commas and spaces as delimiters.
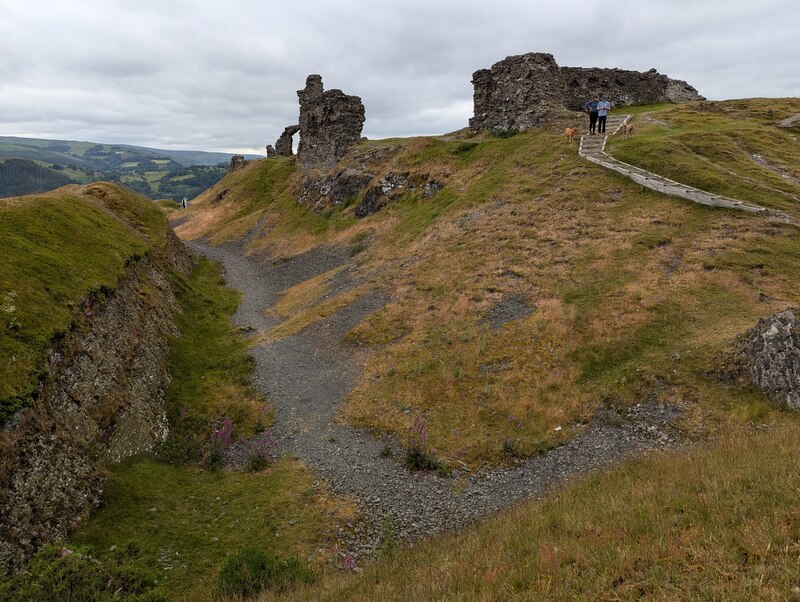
597, 95, 611, 134
585, 96, 599, 135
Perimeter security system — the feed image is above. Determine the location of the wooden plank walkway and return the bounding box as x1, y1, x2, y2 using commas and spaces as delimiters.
577, 114, 798, 226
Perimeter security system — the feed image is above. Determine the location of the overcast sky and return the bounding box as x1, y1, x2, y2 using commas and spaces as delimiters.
0, 0, 797, 154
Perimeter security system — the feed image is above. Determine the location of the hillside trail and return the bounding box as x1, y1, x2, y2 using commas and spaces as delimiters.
184, 235, 680, 560
579, 114, 799, 226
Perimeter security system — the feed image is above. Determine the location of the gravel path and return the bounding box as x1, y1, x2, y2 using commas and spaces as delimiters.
184, 235, 682, 559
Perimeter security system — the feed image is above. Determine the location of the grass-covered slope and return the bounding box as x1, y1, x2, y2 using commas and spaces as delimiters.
178, 99, 800, 467
0, 183, 167, 424
268, 420, 800, 601
1, 184, 345, 601
610, 98, 800, 219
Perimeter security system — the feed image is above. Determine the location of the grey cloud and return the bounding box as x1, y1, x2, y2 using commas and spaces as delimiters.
0, 0, 797, 153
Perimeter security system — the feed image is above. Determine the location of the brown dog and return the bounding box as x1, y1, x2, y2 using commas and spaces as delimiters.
564, 127, 579, 143
622, 123, 635, 139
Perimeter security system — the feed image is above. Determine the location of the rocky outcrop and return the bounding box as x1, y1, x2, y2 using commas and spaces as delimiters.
297, 75, 365, 170
721, 309, 800, 411
469, 52, 704, 133
300, 168, 374, 212
0, 255, 185, 575
229, 154, 248, 171
354, 173, 443, 218
275, 125, 300, 157
265, 144, 277, 158
746, 309, 800, 410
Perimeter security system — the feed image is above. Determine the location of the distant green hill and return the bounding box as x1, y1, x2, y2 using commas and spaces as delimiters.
0, 158, 73, 198
0, 136, 262, 201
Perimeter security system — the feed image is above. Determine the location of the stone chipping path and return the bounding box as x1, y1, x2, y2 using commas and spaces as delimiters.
578, 114, 798, 225
184, 235, 682, 562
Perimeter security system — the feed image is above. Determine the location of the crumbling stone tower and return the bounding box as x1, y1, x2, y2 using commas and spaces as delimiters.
296, 75, 365, 170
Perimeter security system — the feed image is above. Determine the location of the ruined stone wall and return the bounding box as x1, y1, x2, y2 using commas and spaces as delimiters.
470, 52, 704, 132
560, 66, 703, 111
469, 53, 566, 132
275, 125, 300, 157
229, 154, 248, 171
0, 253, 186, 575
296, 75, 365, 170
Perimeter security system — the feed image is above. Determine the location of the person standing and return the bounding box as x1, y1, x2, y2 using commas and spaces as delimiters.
597, 95, 611, 135
585, 96, 599, 135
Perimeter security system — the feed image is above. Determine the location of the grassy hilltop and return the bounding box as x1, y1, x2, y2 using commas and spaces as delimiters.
179, 98, 800, 466
0, 183, 164, 423
173, 98, 800, 599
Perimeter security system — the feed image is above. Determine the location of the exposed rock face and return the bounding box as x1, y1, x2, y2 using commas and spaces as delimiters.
469, 52, 704, 133
229, 154, 248, 171
265, 144, 276, 158
300, 168, 373, 212
0, 431, 104, 576
354, 172, 443, 218
297, 75, 365, 170
0, 256, 185, 575
746, 309, 800, 410
275, 125, 300, 157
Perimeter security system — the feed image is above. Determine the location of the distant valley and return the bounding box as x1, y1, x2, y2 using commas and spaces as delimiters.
0, 135, 261, 200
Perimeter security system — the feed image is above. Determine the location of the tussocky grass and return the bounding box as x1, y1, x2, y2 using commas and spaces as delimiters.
261, 418, 800, 601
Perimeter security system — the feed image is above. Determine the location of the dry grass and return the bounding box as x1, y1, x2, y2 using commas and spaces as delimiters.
261, 286, 367, 342
263, 419, 800, 601
270, 266, 348, 319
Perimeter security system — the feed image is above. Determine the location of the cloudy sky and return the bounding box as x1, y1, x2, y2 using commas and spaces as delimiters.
1, 0, 797, 154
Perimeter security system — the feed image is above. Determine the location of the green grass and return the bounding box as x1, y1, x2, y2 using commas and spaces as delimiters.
610, 99, 800, 217
272, 420, 800, 601
0, 189, 163, 423
71, 457, 327, 601
162, 257, 266, 462
156, 199, 181, 211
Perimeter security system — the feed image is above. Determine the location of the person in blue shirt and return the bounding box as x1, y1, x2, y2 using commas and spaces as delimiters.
585, 96, 599, 134
597, 95, 612, 134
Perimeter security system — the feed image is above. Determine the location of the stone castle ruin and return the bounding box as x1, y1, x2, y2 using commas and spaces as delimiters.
268, 75, 365, 171
262, 53, 703, 217
267, 55, 701, 170
469, 52, 704, 132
